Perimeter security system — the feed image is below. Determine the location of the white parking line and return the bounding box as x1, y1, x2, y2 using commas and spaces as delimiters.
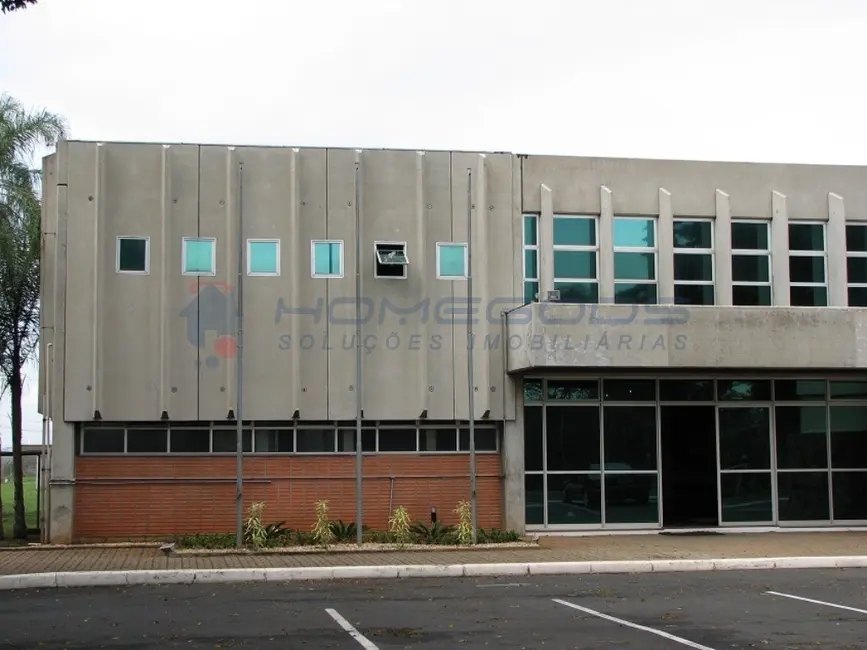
553, 599, 716, 650
765, 591, 867, 615
325, 608, 380, 649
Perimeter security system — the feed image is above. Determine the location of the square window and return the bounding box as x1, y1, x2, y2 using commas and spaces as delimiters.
437, 243, 468, 279
117, 237, 149, 273
182, 238, 216, 275
247, 240, 280, 275
614, 218, 655, 248
311, 240, 344, 278
374, 242, 409, 279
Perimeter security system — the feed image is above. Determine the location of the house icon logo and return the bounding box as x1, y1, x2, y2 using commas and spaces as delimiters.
180, 281, 237, 369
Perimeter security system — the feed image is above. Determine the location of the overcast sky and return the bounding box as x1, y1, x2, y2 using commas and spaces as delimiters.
2, 0, 867, 444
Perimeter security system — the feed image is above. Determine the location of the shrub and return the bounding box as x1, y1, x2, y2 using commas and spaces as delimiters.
311, 500, 335, 548
330, 520, 368, 543
454, 500, 473, 545
410, 521, 455, 545
244, 502, 268, 549
388, 506, 412, 546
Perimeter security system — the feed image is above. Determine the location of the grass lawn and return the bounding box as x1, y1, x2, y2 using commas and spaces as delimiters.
1, 475, 38, 538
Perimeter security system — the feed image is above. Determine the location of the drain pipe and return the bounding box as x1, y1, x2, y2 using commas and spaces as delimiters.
388, 475, 395, 515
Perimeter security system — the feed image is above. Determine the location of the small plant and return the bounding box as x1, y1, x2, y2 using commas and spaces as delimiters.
478, 528, 520, 543
388, 506, 412, 546
454, 500, 473, 545
244, 502, 269, 549
311, 499, 335, 548
330, 520, 368, 543
411, 521, 455, 545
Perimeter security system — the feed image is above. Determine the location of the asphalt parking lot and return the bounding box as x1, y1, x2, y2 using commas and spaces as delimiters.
0, 569, 865, 649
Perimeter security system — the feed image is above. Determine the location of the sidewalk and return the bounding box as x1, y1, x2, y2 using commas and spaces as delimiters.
1, 531, 866, 576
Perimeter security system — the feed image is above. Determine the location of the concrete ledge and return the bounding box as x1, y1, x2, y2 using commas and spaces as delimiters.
1, 556, 866, 590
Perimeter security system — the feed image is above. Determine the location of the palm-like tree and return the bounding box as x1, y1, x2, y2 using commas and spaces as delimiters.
0, 93, 66, 539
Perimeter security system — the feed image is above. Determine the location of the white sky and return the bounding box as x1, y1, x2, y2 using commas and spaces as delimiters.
2, 0, 867, 444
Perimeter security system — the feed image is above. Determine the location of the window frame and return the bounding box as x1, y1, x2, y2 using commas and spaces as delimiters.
553, 213, 599, 303
246, 238, 281, 276
115, 236, 151, 275
788, 221, 828, 306
612, 216, 658, 302
310, 239, 345, 279
673, 218, 715, 305
731, 220, 773, 306
181, 237, 217, 276
845, 223, 867, 306
522, 214, 539, 302
436, 242, 469, 280
373, 240, 409, 280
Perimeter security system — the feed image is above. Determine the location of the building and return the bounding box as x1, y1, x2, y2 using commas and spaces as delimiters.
38, 141, 867, 543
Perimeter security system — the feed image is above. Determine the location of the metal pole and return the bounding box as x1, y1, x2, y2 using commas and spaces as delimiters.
466, 168, 477, 544
43, 342, 52, 544
235, 162, 245, 549
355, 160, 364, 546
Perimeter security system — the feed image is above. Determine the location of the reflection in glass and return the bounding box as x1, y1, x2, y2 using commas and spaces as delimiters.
614, 282, 658, 305
829, 381, 867, 400
775, 406, 828, 469
524, 281, 538, 303
547, 474, 602, 525
337, 429, 376, 452
554, 281, 599, 304
789, 223, 825, 252
548, 380, 599, 401
212, 429, 253, 453
554, 250, 595, 279
614, 218, 655, 248
459, 429, 498, 451
523, 406, 543, 471
830, 406, 867, 469
673, 221, 712, 249
774, 380, 826, 401
523, 215, 537, 245
603, 379, 656, 401
717, 380, 772, 401
720, 472, 772, 522
553, 217, 595, 246
778, 472, 830, 521
832, 471, 867, 520
525, 474, 543, 525
604, 474, 658, 524
732, 222, 769, 250
614, 252, 656, 280
524, 249, 537, 278
524, 379, 543, 403
718, 407, 771, 470
419, 428, 457, 452
603, 406, 658, 471
546, 406, 600, 471
659, 379, 714, 401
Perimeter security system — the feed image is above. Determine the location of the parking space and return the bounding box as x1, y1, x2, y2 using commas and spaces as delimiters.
0, 569, 865, 648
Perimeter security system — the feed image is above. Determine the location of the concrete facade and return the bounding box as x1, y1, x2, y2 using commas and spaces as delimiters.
39, 141, 867, 542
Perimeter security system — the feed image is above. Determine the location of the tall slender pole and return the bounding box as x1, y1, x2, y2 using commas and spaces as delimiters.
235, 162, 245, 549
41, 342, 52, 544
355, 161, 364, 546
466, 168, 478, 544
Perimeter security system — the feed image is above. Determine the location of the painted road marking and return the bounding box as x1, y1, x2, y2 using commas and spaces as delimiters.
325, 608, 380, 650
553, 598, 716, 650
476, 583, 530, 588
766, 591, 867, 615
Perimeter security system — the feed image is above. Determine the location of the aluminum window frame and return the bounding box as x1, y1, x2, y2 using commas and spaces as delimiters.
788, 221, 828, 306
731, 220, 773, 306
552, 213, 600, 302
673, 218, 715, 305
522, 214, 539, 302
310, 240, 345, 279
115, 235, 151, 275
246, 238, 281, 277
373, 240, 409, 280
612, 216, 659, 302
181, 237, 217, 276
435, 242, 469, 280
845, 222, 867, 306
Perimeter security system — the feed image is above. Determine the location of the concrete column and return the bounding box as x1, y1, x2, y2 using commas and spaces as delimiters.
827, 193, 847, 306
539, 184, 554, 298
714, 189, 733, 305
49, 421, 76, 544
502, 376, 525, 533
599, 186, 614, 302
657, 188, 674, 304
772, 191, 790, 306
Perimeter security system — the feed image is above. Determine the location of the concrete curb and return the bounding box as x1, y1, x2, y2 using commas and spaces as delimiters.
1, 556, 865, 591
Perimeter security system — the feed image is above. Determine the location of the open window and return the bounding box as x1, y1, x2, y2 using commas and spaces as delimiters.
374, 241, 409, 279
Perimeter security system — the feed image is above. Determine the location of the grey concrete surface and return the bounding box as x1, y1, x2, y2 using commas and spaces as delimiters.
1, 570, 865, 648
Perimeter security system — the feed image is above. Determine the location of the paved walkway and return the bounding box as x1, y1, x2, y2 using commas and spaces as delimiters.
0, 532, 865, 575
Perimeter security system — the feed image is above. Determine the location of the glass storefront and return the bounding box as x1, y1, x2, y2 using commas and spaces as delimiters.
523, 377, 867, 529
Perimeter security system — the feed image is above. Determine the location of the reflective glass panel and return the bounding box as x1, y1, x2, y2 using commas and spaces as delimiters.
545, 406, 600, 471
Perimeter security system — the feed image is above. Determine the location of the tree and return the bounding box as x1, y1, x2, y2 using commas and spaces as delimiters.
0, 94, 66, 539
1, 0, 38, 13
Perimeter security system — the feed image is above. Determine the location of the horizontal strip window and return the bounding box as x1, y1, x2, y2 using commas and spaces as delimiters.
731, 221, 772, 306
789, 222, 827, 307
613, 217, 657, 305
80, 422, 499, 455
846, 223, 867, 306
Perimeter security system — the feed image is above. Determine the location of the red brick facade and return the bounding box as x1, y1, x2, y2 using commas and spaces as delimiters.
74, 454, 503, 541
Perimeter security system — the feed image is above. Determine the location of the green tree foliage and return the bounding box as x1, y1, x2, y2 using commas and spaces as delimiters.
1, 0, 38, 13
0, 93, 66, 538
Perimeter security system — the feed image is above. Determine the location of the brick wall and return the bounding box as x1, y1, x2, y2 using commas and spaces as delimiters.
74, 454, 503, 540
